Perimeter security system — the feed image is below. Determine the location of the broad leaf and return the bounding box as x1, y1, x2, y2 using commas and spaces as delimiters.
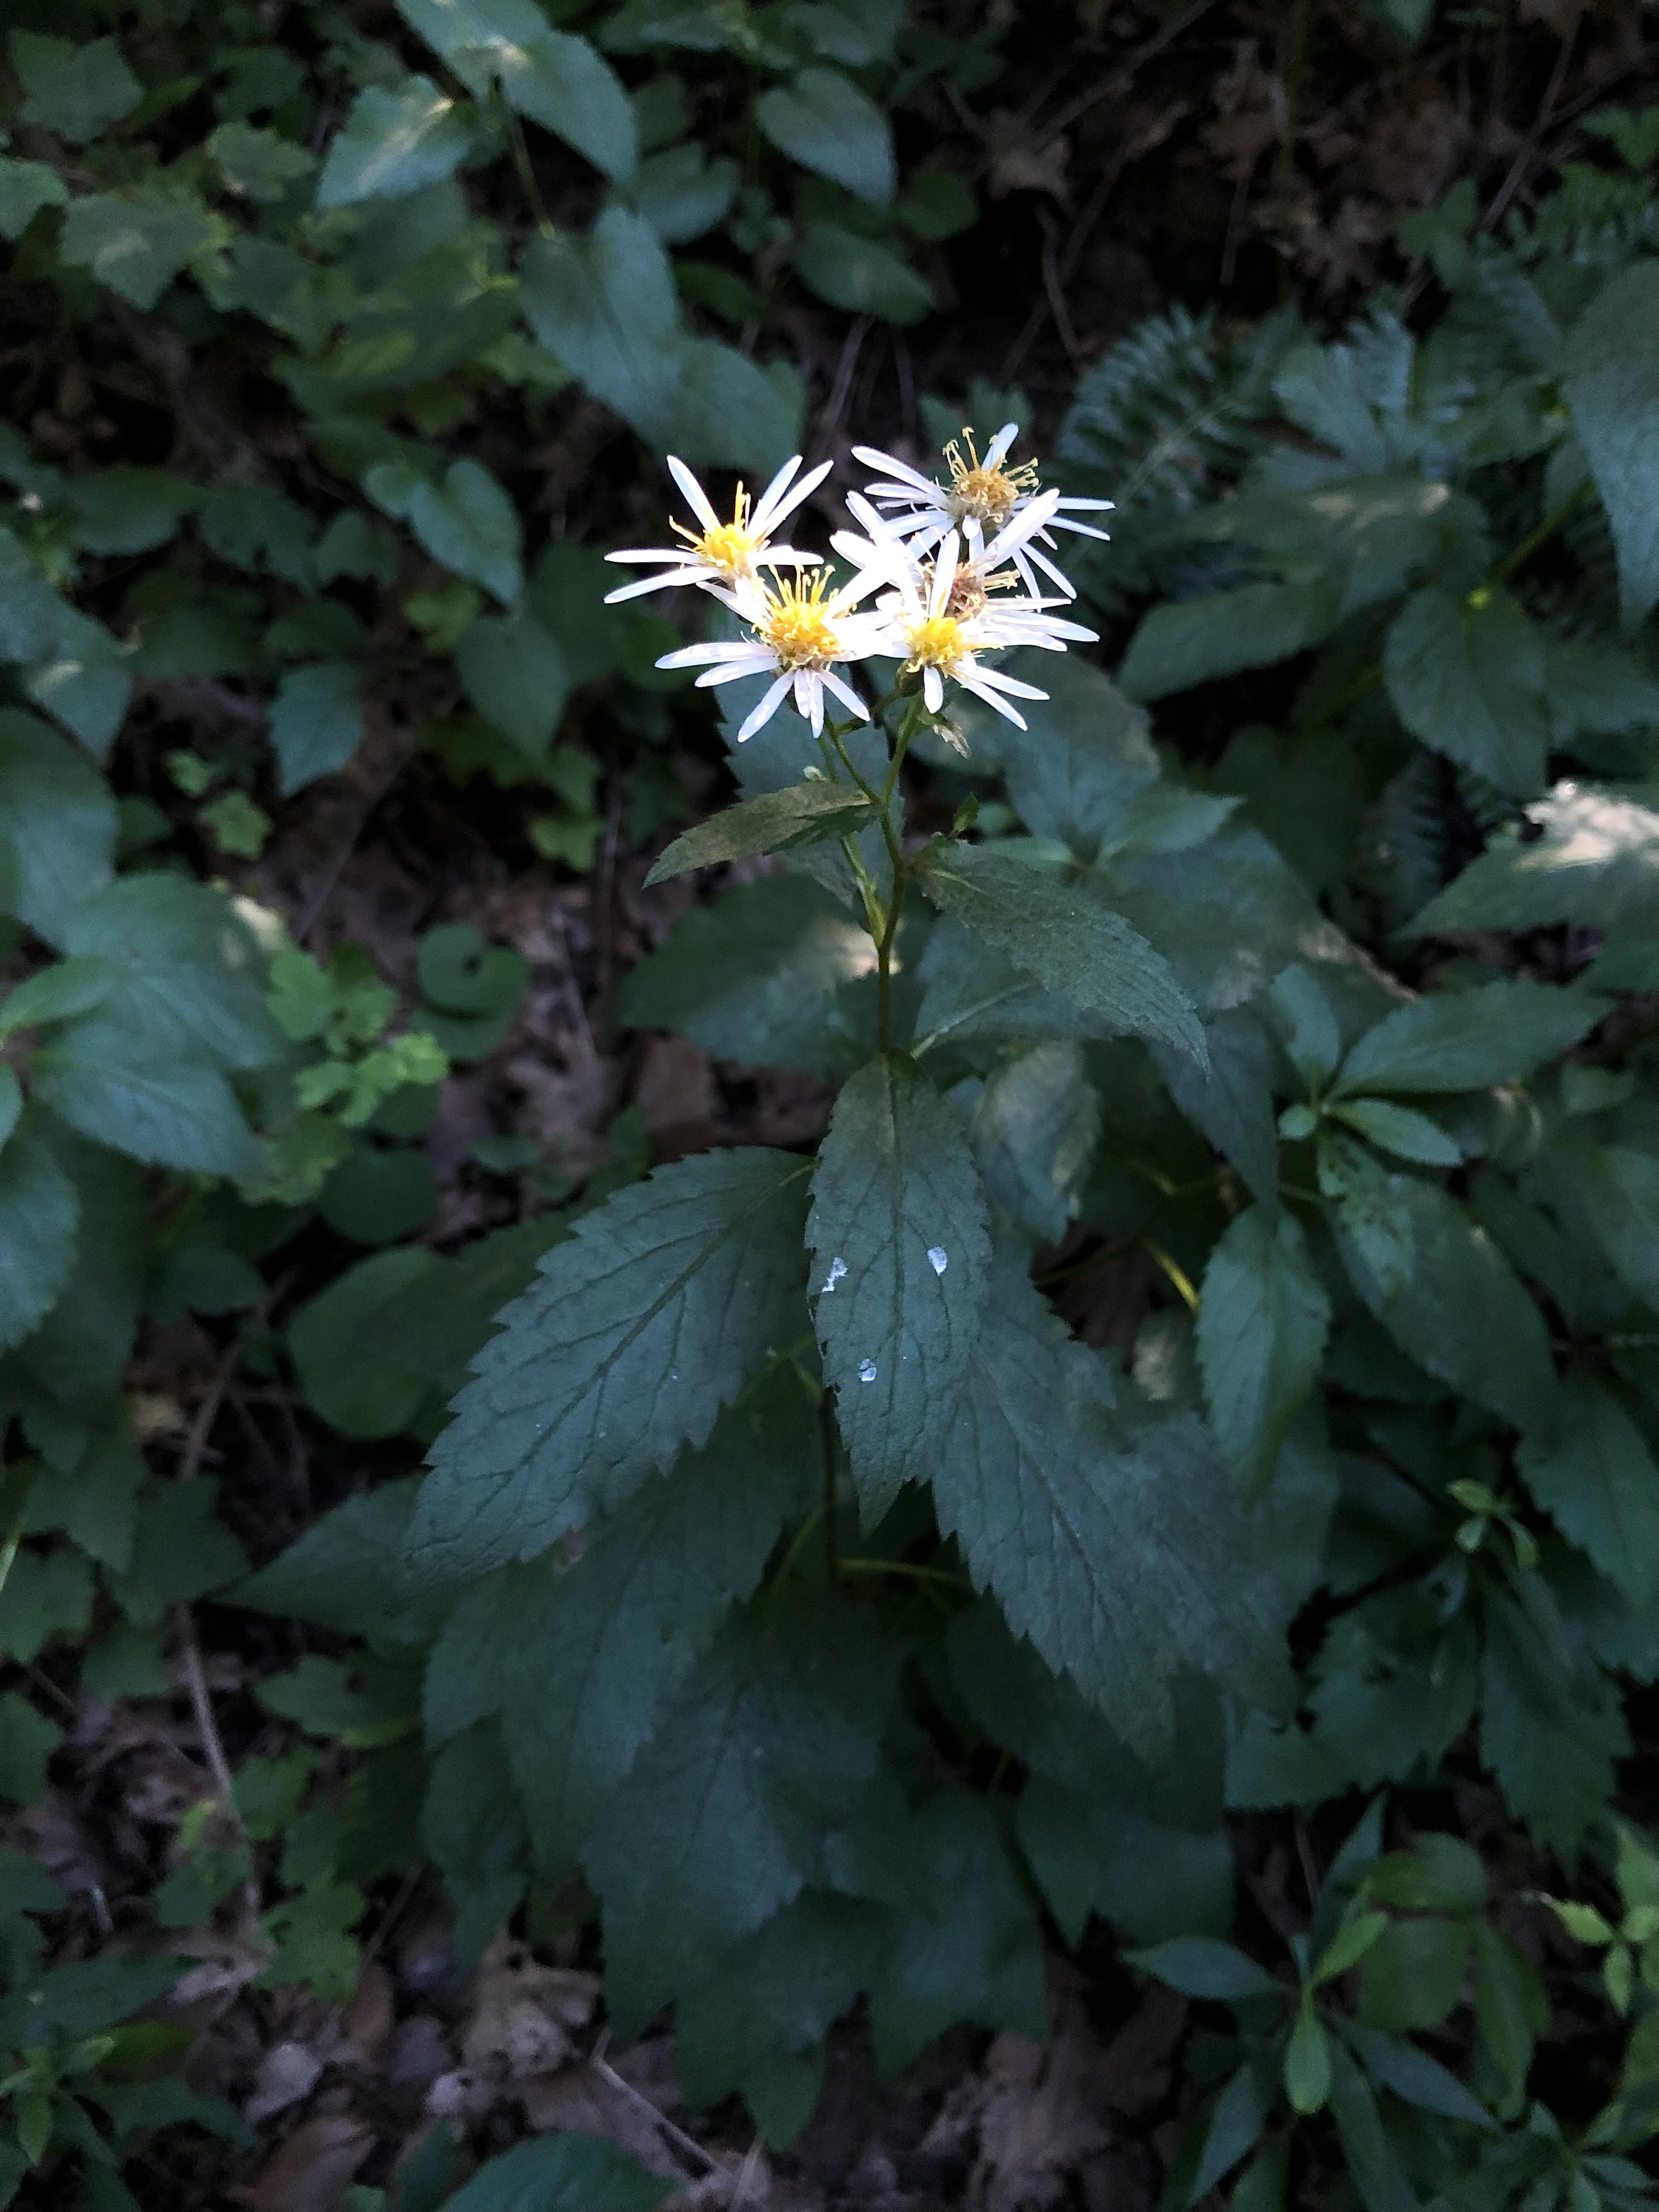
395, 0, 637, 179
1197, 1207, 1330, 1492
408, 459, 522, 607
0, 1117, 79, 1354
57, 193, 213, 311
1562, 262, 1659, 630
794, 224, 933, 324
646, 780, 878, 884
1383, 586, 1549, 795
583, 1596, 893, 2036
0, 709, 117, 941
1332, 1170, 1555, 1433
1517, 1371, 1659, 1606
1152, 1009, 1279, 1211
1481, 1584, 1628, 1851
927, 1235, 1293, 1756
1409, 781, 1659, 936
314, 76, 474, 207
617, 874, 877, 1074
970, 1040, 1099, 1243
441, 2135, 669, 2212
409, 1148, 811, 1581
1119, 582, 1339, 702
808, 1056, 991, 1520
269, 662, 364, 794
917, 843, 1207, 1066
0, 160, 67, 241
426, 1370, 812, 1870
1571, 1142, 1659, 1308
1334, 979, 1600, 1095
456, 612, 569, 759
9, 32, 140, 143
755, 67, 894, 205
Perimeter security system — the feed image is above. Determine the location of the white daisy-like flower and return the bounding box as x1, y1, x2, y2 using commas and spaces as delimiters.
860, 528, 1092, 729
603, 452, 832, 604
655, 567, 889, 742
835, 488, 1099, 651
851, 422, 1113, 600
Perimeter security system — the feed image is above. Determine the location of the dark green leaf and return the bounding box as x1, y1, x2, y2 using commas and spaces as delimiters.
1127, 1936, 1280, 2002
57, 191, 213, 311
426, 1370, 812, 1870
269, 662, 365, 794
288, 1249, 442, 1438
1562, 262, 1659, 630
918, 843, 1206, 1065
410, 1148, 811, 1582
9, 32, 140, 144
617, 875, 877, 1074
456, 613, 569, 759
1119, 583, 1339, 703
1328, 1099, 1461, 1166
755, 67, 894, 205
1334, 980, 1601, 1096
1383, 586, 1549, 795
395, 0, 637, 179
583, 1596, 891, 2036
1152, 1008, 1280, 1212
0, 1118, 79, 1355
1356, 1916, 1472, 2032
439, 2134, 670, 2212
927, 1235, 1293, 1755
408, 459, 522, 607
1345, 2024, 1496, 2130
1197, 1206, 1330, 1491
1481, 1585, 1628, 1851
969, 1040, 1099, 1243
808, 1056, 991, 1519
793, 223, 933, 323
1571, 1142, 1659, 1310
1517, 1371, 1659, 1607
0, 159, 68, 241
646, 780, 878, 884
0, 709, 117, 941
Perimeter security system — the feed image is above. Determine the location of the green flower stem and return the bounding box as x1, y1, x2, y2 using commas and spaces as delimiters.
499, 90, 556, 240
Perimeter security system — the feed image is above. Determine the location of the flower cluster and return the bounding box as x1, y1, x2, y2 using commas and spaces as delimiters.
606, 429, 1111, 741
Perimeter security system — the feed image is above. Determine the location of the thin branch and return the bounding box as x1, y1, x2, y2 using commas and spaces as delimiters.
590, 2040, 716, 2174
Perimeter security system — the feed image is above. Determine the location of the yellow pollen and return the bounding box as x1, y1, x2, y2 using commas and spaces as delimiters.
673, 483, 760, 573
906, 613, 963, 669
758, 573, 840, 668
941, 426, 1040, 525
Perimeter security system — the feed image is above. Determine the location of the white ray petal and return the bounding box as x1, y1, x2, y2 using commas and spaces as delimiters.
853, 444, 939, 493
923, 665, 944, 713
604, 570, 700, 603
738, 673, 793, 741
665, 454, 720, 531
821, 667, 870, 721
747, 454, 802, 535
930, 531, 960, 620
755, 455, 833, 535
984, 422, 1020, 467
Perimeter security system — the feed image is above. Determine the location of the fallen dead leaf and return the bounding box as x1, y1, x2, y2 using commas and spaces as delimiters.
520, 2062, 688, 2180
245, 2041, 325, 2125
920, 2004, 1116, 2212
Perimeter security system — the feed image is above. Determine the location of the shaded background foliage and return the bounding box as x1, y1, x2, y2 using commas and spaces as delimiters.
8, 2, 1659, 2210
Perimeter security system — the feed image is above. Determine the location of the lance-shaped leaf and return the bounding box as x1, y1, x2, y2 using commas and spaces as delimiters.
1198, 1207, 1330, 1492
916, 843, 1207, 1066
646, 780, 878, 885
808, 1056, 991, 1521
1333, 979, 1601, 1097
927, 1235, 1293, 1757
408, 1149, 811, 1583
424, 1370, 814, 1872
0, 1116, 79, 1353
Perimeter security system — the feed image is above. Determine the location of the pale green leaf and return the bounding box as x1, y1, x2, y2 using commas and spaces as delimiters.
206, 120, 316, 201
646, 780, 878, 885
1197, 1207, 1330, 1491
409, 1148, 811, 1582
808, 1055, 991, 1520
314, 76, 474, 208
917, 843, 1207, 1065
755, 66, 894, 205
1517, 1371, 1659, 1606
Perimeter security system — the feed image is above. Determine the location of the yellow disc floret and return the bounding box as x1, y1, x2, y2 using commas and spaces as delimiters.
756, 572, 842, 668
904, 613, 964, 671
942, 428, 1040, 526
674, 484, 761, 574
